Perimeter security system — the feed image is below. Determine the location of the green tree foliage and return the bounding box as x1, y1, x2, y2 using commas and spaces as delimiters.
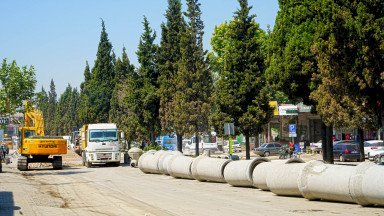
210, 0, 272, 159
310, 0, 384, 161
78, 61, 94, 124
173, 0, 212, 155
45, 79, 57, 135
135, 16, 160, 144
85, 20, 115, 123
55, 85, 80, 135
0, 59, 36, 114
157, 0, 186, 147
109, 47, 136, 144
265, 0, 318, 105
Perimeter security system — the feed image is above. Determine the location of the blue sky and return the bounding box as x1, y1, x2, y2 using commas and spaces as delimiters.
0, 0, 278, 94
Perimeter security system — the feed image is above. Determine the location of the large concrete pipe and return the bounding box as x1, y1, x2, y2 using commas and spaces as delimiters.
168, 155, 194, 179
350, 162, 384, 206
138, 150, 156, 173
298, 160, 357, 203
143, 150, 168, 174
252, 160, 287, 190
191, 156, 231, 183
224, 158, 270, 187
266, 158, 306, 197
159, 151, 183, 175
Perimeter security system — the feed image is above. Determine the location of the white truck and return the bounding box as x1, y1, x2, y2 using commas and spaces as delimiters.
80, 123, 121, 167
185, 134, 218, 152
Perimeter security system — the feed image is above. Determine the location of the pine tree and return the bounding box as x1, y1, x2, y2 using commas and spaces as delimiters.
157, 0, 186, 150
88, 20, 115, 123
211, 0, 272, 159
46, 79, 57, 135
109, 47, 135, 128
172, 0, 212, 155
78, 61, 93, 125
136, 16, 160, 144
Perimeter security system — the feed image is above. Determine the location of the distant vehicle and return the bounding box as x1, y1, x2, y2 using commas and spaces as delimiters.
161, 135, 177, 150
364, 140, 384, 159
185, 134, 218, 151
333, 142, 361, 162
254, 143, 282, 157
223, 140, 241, 153
369, 148, 384, 161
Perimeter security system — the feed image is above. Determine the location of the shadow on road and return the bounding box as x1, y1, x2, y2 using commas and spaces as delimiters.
0, 191, 20, 216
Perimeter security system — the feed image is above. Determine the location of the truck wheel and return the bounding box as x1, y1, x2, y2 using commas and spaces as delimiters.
52, 156, 62, 170
86, 162, 92, 168
17, 156, 28, 171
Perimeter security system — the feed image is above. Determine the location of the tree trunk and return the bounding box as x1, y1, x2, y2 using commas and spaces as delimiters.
325, 124, 334, 164
245, 134, 250, 160
195, 133, 199, 156
321, 121, 326, 161
321, 121, 334, 163
177, 133, 182, 152
358, 128, 365, 162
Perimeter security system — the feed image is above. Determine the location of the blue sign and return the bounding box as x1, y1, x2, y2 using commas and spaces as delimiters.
289, 124, 297, 137
289, 124, 296, 133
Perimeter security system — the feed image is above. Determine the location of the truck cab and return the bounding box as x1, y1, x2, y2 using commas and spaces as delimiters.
81, 123, 121, 167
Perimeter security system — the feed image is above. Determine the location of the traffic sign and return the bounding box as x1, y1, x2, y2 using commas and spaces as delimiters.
289, 124, 297, 137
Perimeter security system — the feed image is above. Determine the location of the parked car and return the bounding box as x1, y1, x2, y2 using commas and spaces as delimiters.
364, 140, 384, 159
369, 148, 384, 161
333, 142, 361, 162
254, 143, 282, 157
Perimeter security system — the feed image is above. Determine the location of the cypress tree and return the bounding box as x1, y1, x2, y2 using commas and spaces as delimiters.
173, 0, 212, 155
46, 79, 57, 135
88, 19, 115, 123
136, 16, 160, 145
78, 61, 94, 125
157, 0, 186, 151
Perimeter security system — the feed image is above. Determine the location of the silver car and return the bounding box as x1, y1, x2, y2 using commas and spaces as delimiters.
254, 143, 282, 157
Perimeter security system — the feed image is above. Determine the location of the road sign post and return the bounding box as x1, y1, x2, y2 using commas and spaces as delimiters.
224, 123, 235, 156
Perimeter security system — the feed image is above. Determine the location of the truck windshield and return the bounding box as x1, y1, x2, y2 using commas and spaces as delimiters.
89, 129, 117, 142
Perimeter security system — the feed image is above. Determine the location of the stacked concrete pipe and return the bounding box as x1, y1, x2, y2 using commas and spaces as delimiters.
191, 155, 231, 183
138, 150, 157, 173
168, 155, 195, 179
350, 162, 384, 206
252, 159, 287, 190
159, 151, 183, 175
224, 157, 270, 187
266, 158, 306, 197
298, 160, 357, 203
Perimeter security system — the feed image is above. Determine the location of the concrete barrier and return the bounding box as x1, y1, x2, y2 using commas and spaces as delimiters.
168, 155, 194, 179
350, 162, 384, 206
224, 158, 270, 187
191, 156, 230, 183
252, 160, 287, 190
266, 158, 306, 197
298, 160, 356, 203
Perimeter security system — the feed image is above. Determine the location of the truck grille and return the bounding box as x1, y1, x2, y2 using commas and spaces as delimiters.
96, 153, 112, 160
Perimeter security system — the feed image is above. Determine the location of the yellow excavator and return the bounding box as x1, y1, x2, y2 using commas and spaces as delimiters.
17, 102, 67, 171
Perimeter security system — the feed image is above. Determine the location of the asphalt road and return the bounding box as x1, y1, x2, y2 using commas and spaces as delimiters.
1, 155, 383, 216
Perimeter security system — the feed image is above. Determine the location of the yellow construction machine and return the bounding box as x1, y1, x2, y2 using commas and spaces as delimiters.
17, 102, 67, 171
